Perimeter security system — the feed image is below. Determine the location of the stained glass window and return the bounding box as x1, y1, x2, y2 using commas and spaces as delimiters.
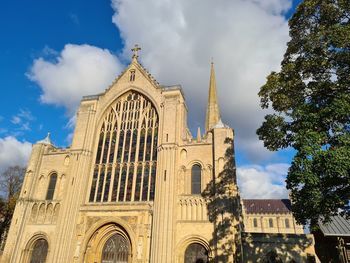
30, 239, 48, 263
101, 234, 129, 263
89, 91, 158, 203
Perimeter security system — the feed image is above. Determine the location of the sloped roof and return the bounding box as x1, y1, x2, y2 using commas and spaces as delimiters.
243, 199, 292, 214
319, 216, 350, 237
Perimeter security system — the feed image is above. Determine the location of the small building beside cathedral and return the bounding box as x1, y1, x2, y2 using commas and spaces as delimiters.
2, 46, 317, 263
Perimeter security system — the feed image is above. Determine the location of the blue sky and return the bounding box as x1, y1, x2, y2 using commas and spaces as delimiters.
0, 0, 302, 198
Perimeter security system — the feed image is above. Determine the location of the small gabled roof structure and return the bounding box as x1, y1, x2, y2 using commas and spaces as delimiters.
318, 216, 350, 237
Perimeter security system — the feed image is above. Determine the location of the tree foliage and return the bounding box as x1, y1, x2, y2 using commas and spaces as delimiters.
257, 0, 350, 226
0, 166, 25, 248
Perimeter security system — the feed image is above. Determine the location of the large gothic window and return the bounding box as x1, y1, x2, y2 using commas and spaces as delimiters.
191, 165, 202, 195
184, 243, 208, 263
46, 173, 57, 200
102, 234, 130, 263
89, 91, 159, 203
29, 239, 48, 263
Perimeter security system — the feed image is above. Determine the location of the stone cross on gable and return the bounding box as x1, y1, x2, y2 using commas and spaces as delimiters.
131, 44, 141, 59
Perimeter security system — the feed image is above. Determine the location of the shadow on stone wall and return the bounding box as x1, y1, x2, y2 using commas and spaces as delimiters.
242, 232, 316, 262
202, 137, 317, 263
202, 137, 243, 263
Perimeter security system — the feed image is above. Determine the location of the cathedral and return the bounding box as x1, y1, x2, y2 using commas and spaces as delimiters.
2, 45, 317, 263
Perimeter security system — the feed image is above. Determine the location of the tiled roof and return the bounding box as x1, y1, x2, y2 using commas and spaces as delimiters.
243, 199, 292, 214
319, 216, 350, 237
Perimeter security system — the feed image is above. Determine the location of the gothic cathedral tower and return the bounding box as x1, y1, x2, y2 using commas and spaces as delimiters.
2, 46, 239, 263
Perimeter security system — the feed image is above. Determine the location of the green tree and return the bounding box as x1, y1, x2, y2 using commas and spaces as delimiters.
257, 0, 350, 226
0, 166, 25, 248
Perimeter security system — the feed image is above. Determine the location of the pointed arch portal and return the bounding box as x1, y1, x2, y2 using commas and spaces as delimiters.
84, 223, 132, 263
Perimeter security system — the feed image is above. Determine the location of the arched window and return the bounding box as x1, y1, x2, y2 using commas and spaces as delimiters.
102, 234, 129, 263
269, 218, 274, 228
253, 218, 258, 228
191, 164, 201, 195
185, 243, 208, 263
285, 218, 290, 228
29, 239, 48, 263
46, 173, 57, 200
89, 91, 159, 203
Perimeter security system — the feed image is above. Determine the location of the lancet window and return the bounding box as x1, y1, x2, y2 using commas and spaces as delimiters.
191, 164, 202, 195
89, 91, 159, 203
46, 173, 57, 200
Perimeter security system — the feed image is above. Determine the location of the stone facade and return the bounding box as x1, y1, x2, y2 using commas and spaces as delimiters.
1, 48, 316, 263
242, 199, 304, 234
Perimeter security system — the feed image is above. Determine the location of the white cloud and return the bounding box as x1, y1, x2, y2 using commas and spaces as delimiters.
28, 44, 124, 116
111, 0, 291, 162
11, 109, 35, 131
27, 1, 292, 162
237, 163, 289, 198
0, 137, 32, 173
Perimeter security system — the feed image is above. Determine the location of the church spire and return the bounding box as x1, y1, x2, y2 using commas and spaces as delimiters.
205, 61, 221, 132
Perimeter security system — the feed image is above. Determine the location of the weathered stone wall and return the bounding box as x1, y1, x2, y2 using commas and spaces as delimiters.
242, 232, 318, 263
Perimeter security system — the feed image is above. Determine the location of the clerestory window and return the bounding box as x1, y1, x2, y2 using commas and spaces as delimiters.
253, 218, 258, 228
285, 218, 290, 228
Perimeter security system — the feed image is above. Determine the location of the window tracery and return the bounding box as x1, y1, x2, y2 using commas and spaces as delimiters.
101, 234, 129, 263
89, 91, 158, 203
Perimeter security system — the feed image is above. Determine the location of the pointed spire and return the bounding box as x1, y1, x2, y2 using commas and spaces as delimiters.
205, 61, 221, 132
197, 127, 201, 142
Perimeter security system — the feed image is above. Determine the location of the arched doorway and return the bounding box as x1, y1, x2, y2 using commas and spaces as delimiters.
101, 233, 129, 263
83, 223, 133, 263
29, 238, 48, 263
184, 243, 209, 263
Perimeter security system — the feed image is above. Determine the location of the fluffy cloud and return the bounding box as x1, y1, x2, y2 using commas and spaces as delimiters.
0, 137, 32, 173
237, 163, 289, 198
28, 1, 292, 162
28, 44, 124, 115
112, 0, 291, 161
